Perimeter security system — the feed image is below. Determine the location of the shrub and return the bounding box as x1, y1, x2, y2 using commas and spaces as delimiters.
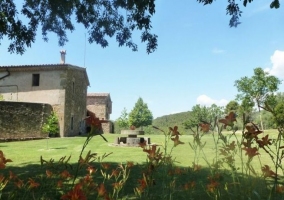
42, 112, 60, 136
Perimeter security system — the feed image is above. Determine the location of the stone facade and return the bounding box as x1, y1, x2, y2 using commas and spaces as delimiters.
0, 101, 53, 138
87, 93, 113, 133
0, 64, 89, 137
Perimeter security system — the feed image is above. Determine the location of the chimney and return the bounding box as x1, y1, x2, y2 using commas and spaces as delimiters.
60, 50, 66, 64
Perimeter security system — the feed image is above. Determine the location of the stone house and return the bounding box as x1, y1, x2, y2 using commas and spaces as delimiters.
87, 93, 113, 133
0, 52, 89, 137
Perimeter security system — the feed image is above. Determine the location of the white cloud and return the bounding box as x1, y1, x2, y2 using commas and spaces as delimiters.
212, 48, 225, 54
196, 95, 228, 107
265, 50, 284, 78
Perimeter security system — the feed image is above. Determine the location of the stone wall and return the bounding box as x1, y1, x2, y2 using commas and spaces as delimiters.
64, 68, 88, 136
0, 102, 53, 139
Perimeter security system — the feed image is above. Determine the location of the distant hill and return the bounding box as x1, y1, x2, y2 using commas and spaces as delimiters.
152, 111, 192, 134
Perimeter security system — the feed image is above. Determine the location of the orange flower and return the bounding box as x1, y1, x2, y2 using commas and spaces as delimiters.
244, 123, 263, 139
101, 163, 110, 170
143, 145, 163, 161
242, 147, 259, 159
276, 185, 284, 193
61, 183, 87, 200
218, 112, 237, 128
169, 126, 180, 136
171, 135, 184, 147
46, 170, 53, 178
261, 165, 277, 178
111, 169, 120, 178
199, 122, 210, 133
60, 170, 72, 179
57, 180, 63, 188
257, 135, 272, 148
9, 171, 17, 180
127, 161, 134, 168
87, 166, 96, 175
207, 180, 219, 193
97, 183, 107, 196
184, 181, 195, 190
28, 178, 40, 189
14, 179, 24, 189
0, 150, 12, 169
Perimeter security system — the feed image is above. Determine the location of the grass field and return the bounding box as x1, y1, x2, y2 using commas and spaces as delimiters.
1, 130, 279, 173
1, 130, 283, 199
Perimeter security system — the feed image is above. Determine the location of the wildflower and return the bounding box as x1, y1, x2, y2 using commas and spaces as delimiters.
184, 181, 195, 190
46, 170, 53, 178
261, 165, 277, 178
143, 145, 163, 161
137, 176, 147, 193
207, 180, 219, 193
169, 126, 180, 136
244, 123, 263, 139
242, 147, 259, 159
192, 163, 202, 171
112, 182, 123, 190
199, 122, 210, 133
97, 183, 107, 197
127, 161, 134, 168
87, 166, 96, 175
0, 150, 12, 169
28, 178, 40, 189
171, 135, 184, 147
60, 170, 72, 179
9, 171, 17, 180
111, 169, 120, 178
101, 163, 110, 170
218, 112, 237, 128
57, 180, 63, 188
257, 135, 272, 148
61, 183, 87, 200
14, 179, 24, 189
276, 185, 284, 193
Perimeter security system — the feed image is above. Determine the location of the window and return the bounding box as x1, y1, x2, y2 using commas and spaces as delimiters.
72, 81, 75, 94
32, 74, 40, 86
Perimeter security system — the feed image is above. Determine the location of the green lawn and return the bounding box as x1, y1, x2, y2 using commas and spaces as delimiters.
1, 130, 283, 199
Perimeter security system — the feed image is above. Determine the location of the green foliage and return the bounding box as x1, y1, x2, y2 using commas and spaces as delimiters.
152, 111, 191, 134
116, 108, 129, 129
235, 68, 282, 109
128, 97, 153, 129
274, 102, 284, 128
0, 94, 4, 101
183, 104, 224, 131
42, 112, 60, 136
225, 100, 239, 114
235, 67, 282, 130
1, 0, 157, 54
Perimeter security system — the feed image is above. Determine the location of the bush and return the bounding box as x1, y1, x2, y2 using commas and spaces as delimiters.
42, 112, 60, 136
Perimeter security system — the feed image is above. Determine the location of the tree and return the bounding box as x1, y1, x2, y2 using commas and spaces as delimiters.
197, 0, 280, 27
225, 100, 239, 114
116, 107, 129, 129
183, 104, 223, 131
234, 67, 282, 130
128, 97, 153, 129
1, 0, 157, 54
1, 1, 280, 55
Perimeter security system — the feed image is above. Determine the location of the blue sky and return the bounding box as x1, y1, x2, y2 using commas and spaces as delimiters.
1, 0, 284, 120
